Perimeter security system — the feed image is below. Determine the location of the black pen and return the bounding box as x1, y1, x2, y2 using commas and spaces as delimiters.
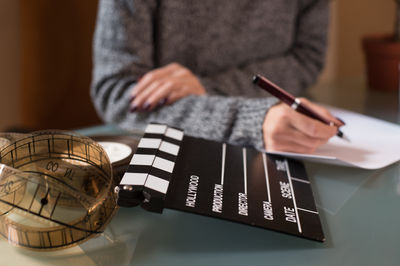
253, 74, 349, 141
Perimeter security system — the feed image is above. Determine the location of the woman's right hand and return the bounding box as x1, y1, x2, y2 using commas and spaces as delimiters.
263, 98, 344, 154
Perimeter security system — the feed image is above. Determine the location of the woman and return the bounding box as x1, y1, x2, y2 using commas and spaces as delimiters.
91, 0, 341, 153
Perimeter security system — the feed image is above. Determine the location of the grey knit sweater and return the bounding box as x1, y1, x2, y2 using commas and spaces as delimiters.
91, 0, 329, 150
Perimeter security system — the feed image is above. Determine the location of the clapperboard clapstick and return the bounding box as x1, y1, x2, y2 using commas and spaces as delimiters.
116, 123, 183, 213
115, 123, 325, 241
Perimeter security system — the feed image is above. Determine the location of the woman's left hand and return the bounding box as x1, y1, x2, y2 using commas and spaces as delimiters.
130, 63, 206, 111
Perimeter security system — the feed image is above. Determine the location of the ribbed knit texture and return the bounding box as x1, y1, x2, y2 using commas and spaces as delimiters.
91, 0, 329, 150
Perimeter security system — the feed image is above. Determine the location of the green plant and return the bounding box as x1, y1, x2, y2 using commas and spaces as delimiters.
395, 0, 400, 41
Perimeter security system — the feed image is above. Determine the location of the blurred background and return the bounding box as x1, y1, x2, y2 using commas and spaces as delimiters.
0, 0, 396, 131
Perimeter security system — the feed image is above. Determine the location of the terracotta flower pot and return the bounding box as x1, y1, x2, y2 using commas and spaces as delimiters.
362, 34, 400, 91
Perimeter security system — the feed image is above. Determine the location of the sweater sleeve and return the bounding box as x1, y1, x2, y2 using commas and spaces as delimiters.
200, 0, 330, 97
91, 0, 279, 150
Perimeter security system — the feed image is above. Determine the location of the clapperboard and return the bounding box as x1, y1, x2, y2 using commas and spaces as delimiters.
115, 123, 325, 242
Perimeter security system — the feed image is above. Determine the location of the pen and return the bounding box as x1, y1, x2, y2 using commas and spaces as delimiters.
253, 74, 348, 140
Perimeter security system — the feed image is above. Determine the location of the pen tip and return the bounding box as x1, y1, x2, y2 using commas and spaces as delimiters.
337, 130, 351, 142
342, 134, 351, 142
338, 132, 351, 142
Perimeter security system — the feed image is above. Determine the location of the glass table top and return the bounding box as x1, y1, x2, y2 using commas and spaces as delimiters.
1, 77, 399, 266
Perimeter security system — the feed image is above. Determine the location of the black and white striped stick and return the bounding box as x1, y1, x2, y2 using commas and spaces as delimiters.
115, 123, 183, 212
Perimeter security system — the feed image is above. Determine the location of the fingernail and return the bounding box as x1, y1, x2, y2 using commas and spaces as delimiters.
335, 116, 346, 126
143, 102, 151, 111
158, 97, 167, 106
129, 104, 137, 113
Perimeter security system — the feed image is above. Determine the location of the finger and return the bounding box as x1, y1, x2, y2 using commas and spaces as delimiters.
158, 97, 168, 106
307, 103, 343, 126
131, 64, 176, 97
170, 64, 190, 78
335, 116, 346, 126
166, 90, 187, 104
265, 122, 324, 153
266, 138, 316, 154
145, 82, 175, 110
131, 80, 164, 111
289, 111, 338, 140
300, 98, 344, 126
273, 129, 323, 150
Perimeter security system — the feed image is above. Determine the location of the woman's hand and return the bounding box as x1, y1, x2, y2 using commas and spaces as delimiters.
263, 98, 344, 153
130, 63, 206, 112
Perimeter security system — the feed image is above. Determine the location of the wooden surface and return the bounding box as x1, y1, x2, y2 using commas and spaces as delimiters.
19, 0, 101, 130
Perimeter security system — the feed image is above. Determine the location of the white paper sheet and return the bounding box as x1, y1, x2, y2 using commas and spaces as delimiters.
268, 107, 400, 169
